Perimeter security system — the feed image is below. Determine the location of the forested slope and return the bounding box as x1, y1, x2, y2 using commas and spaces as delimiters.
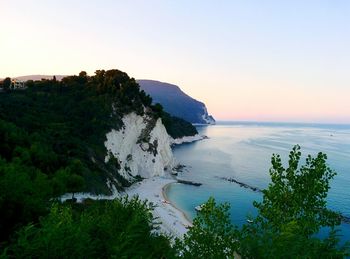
0, 69, 196, 246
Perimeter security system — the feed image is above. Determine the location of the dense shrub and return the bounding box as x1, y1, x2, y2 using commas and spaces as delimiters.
3, 197, 174, 258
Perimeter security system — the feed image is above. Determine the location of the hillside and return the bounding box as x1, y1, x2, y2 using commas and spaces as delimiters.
15, 75, 67, 81
0, 69, 199, 244
138, 80, 215, 124
0, 70, 197, 193
0, 75, 67, 81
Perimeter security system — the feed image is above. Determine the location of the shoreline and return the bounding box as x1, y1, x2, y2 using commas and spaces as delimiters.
60, 177, 193, 238
162, 182, 193, 224
124, 176, 192, 238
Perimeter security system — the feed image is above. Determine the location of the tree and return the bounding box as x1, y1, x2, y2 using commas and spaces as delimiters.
151, 103, 163, 117
26, 80, 34, 88
176, 146, 349, 258
175, 197, 238, 259
3, 77, 11, 90
238, 145, 349, 258
78, 71, 87, 84
4, 198, 174, 258
66, 174, 85, 200
0, 159, 52, 242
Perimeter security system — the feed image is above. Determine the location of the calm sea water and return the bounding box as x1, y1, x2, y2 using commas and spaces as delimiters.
166, 122, 350, 243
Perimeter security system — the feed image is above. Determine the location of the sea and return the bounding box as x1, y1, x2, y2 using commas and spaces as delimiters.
165, 121, 350, 244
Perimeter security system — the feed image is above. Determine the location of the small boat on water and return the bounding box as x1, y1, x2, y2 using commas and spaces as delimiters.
247, 219, 253, 223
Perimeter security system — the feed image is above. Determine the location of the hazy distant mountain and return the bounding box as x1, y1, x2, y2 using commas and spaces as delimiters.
138, 80, 215, 125
14, 75, 67, 81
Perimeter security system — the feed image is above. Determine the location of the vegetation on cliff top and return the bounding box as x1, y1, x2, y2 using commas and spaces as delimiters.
0, 69, 196, 244
0, 69, 197, 191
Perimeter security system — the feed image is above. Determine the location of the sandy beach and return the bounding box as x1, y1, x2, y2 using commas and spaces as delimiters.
60, 174, 193, 239
125, 176, 192, 238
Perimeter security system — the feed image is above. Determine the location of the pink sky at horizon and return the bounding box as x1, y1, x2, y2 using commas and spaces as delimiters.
1, 1, 349, 124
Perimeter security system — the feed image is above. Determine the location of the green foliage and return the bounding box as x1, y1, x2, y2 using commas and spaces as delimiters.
161, 112, 198, 139
256, 145, 339, 234
4, 197, 174, 259
237, 145, 349, 258
0, 70, 134, 243
175, 197, 238, 259
0, 68, 196, 247
0, 158, 52, 242
67, 174, 85, 199
2, 78, 11, 90
175, 146, 349, 258
0, 69, 156, 197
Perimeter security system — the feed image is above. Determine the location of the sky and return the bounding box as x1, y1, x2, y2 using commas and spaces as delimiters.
1, 0, 350, 123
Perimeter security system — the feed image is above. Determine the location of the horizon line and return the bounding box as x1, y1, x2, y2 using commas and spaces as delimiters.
214, 120, 350, 126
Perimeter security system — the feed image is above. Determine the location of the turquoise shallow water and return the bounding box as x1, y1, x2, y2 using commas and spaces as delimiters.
166, 122, 350, 243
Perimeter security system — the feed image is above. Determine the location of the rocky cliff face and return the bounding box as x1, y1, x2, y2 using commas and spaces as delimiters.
138, 80, 215, 125
199, 106, 216, 125
104, 113, 175, 180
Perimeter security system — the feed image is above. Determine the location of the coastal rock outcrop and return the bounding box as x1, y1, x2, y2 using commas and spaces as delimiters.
104, 113, 175, 180
170, 134, 207, 145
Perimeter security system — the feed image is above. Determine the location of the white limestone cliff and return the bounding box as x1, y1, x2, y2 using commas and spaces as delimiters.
201, 106, 216, 125
104, 113, 175, 180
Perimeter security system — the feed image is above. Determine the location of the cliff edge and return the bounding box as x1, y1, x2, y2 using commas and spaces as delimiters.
138, 80, 215, 125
